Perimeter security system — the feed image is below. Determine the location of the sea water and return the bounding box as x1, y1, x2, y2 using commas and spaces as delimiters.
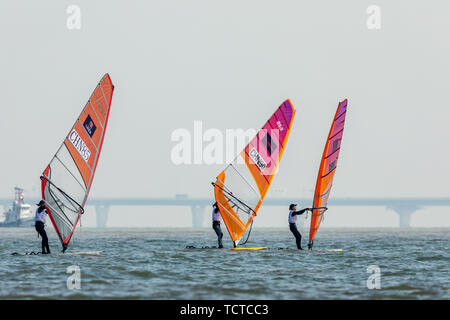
0, 228, 448, 299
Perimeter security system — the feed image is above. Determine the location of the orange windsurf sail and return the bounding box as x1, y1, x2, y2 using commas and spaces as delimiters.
213, 100, 295, 247
309, 99, 348, 248
40, 74, 114, 252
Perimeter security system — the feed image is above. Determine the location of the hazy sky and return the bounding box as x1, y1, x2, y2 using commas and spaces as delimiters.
1, 1, 449, 228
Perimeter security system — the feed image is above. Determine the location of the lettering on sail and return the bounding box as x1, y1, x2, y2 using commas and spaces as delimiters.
249, 148, 267, 172
68, 129, 91, 162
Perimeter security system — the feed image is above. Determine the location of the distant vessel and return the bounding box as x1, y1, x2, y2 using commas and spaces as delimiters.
0, 187, 34, 227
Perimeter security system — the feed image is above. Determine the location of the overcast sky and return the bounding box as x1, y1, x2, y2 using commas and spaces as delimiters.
0, 1, 449, 227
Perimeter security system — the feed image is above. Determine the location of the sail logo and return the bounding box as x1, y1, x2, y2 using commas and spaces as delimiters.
249, 148, 267, 172
332, 138, 340, 153
97, 100, 106, 117
261, 132, 277, 156
328, 160, 336, 172
93, 93, 107, 118
68, 129, 91, 162
276, 120, 284, 131
83, 115, 97, 138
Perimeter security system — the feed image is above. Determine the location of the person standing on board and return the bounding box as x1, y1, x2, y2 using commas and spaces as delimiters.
35, 200, 51, 254
212, 202, 223, 248
288, 204, 310, 250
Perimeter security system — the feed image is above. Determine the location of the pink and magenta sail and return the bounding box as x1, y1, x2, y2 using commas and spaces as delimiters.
214, 99, 295, 246
309, 99, 348, 247
40, 74, 114, 252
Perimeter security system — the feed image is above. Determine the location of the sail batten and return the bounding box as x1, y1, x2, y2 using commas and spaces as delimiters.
213, 99, 295, 246
41, 74, 114, 251
229, 165, 260, 198
54, 155, 86, 191
309, 99, 348, 246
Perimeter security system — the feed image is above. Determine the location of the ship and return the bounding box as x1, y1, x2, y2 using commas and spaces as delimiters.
0, 187, 35, 227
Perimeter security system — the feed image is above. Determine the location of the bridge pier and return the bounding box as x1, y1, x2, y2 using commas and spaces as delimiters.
387, 204, 421, 228
191, 205, 206, 228
95, 205, 110, 228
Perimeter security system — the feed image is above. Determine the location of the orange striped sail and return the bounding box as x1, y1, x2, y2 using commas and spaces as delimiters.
309, 99, 348, 249
213, 100, 295, 247
40, 74, 114, 252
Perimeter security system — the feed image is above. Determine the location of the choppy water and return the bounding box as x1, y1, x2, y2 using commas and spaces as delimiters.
0, 228, 448, 299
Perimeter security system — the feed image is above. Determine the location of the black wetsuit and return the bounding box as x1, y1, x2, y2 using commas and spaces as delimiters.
35, 221, 50, 254
212, 207, 223, 248
213, 221, 223, 248
289, 209, 308, 250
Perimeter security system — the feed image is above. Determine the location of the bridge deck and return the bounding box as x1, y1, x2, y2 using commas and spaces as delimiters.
2, 197, 449, 207
1, 197, 448, 228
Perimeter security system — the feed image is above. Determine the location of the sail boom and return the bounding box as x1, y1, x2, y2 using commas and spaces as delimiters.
213, 181, 257, 215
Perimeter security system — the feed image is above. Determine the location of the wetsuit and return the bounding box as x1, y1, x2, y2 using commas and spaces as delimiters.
212, 207, 223, 248
35, 207, 50, 254
288, 209, 308, 250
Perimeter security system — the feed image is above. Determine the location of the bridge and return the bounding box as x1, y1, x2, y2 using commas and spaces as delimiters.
1, 196, 449, 228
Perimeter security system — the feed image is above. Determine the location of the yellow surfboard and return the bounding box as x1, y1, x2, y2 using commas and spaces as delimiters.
63, 251, 102, 256
229, 247, 268, 251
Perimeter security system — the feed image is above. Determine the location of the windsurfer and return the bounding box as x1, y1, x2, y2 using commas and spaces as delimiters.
212, 202, 223, 248
34, 200, 51, 254
288, 204, 310, 250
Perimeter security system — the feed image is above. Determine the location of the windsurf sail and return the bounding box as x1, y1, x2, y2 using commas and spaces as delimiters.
308, 99, 348, 249
213, 99, 295, 247
40, 74, 114, 252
